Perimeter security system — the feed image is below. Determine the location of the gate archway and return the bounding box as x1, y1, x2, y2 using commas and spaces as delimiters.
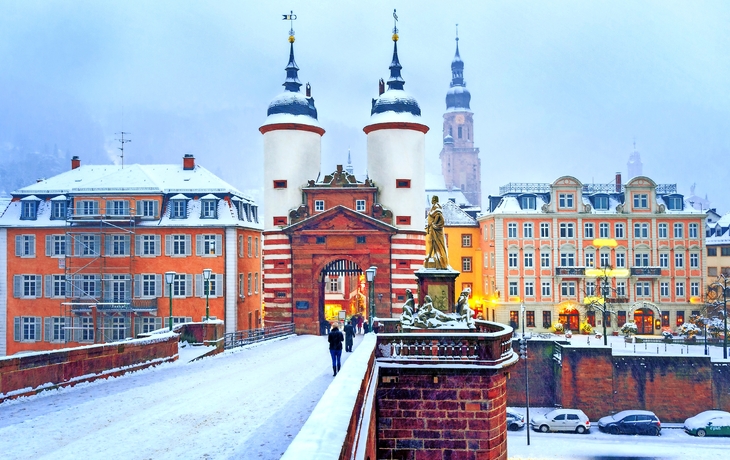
558, 303, 581, 332
318, 259, 364, 327
633, 308, 655, 334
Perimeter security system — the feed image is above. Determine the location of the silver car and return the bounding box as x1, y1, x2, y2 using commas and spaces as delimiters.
530, 408, 591, 434
506, 409, 525, 431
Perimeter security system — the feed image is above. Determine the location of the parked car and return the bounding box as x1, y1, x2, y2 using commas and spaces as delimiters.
506, 409, 525, 431
598, 410, 661, 436
530, 408, 591, 434
684, 410, 730, 437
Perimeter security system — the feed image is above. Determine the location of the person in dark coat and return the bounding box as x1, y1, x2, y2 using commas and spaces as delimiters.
344, 319, 355, 352
363, 321, 370, 334
321, 319, 331, 336
328, 323, 344, 376
357, 315, 364, 334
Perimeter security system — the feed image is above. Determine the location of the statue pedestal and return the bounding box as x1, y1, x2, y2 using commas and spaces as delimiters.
415, 268, 460, 312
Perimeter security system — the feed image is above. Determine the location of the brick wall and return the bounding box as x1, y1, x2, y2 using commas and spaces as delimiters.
558, 347, 614, 420
505, 340, 557, 407
377, 367, 510, 460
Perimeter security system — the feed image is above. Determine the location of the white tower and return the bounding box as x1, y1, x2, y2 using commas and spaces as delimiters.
364, 28, 429, 231
260, 34, 324, 230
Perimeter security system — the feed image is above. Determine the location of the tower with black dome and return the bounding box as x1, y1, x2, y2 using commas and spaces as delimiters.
440, 28, 481, 208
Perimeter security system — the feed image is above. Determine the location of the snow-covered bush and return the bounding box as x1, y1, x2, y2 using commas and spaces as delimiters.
580, 322, 593, 334
620, 322, 638, 338
678, 322, 700, 338
552, 322, 564, 333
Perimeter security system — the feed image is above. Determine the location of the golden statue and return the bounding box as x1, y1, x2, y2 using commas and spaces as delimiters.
424, 195, 449, 269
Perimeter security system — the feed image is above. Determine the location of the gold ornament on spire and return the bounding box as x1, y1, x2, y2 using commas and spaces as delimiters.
392, 9, 399, 42
283, 10, 297, 43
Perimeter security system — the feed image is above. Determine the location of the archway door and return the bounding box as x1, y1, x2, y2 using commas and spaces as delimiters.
319, 259, 363, 323
558, 305, 580, 332
634, 308, 654, 335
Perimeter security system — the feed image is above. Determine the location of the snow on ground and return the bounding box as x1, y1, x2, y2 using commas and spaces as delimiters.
0, 333, 365, 460
507, 407, 729, 460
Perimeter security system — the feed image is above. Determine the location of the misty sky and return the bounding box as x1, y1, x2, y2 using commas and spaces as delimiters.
1, 0, 728, 213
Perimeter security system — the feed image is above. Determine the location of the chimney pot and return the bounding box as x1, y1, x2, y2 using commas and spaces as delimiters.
71, 156, 81, 170
378, 79, 385, 96
615, 172, 622, 192
183, 154, 195, 170
306, 83, 311, 98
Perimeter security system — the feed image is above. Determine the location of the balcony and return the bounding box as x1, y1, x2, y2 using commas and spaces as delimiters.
556, 267, 586, 277
631, 267, 662, 277
67, 298, 157, 313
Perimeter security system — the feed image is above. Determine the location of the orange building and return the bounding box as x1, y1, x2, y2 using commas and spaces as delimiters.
479, 175, 705, 335
0, 155, 262, 356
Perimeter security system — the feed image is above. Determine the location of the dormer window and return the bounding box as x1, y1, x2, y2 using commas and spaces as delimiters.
520, 195, 536, 210
171, 200, 187, 219
593, 195, 609, 210
633, 193, 648, 209
558, 193, 574, 209
666, 196, 683, 211
20, 201, 38, 220
51, 201, 67, 220
200, 195, 217, 219
251, 206, 258, 223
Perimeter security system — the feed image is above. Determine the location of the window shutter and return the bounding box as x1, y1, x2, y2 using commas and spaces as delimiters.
124, 200, 130, 216
135, 200, 141, 216
135, 235, 142, 256
35, 275, 42, 298
164, 279, 171, 297
66, 277, 72, 297
65, 234, 71, 256
124, 235, 131, 255
134, 275, 141, 298
185, 274, 193, 297
134, 319, 141, 337
216, 274, 223, 297
95, 277, 102, 298
35, 317, 42, 341
15, 235, 21, 256
45, 275, 52, 298
153, 201, 159, 218
196, 235, 203, 256
105, 235, 112, 256
31, 236, 36, 256
155, 317, 162, 329
103, 277, 111, 301
14, 317, 21, 341
185, 235, 192, 256
186, 316, 192, 323
215, 235, 222, 255
73, 317, 80, 342
105, 200, 111, 216
94, 235, 101, 255
46, 235, 52, 256
73, 235, 81, 256
155, 235, 161, 256
165, 235, 172, 256
125, 276, 131, 300
195, 274, 203, 297
155, 274, 162, 297
45, 317, 52, 341
62, 317, 69, 343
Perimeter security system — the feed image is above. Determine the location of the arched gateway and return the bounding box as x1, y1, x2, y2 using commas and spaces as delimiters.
318, 259, 364, 327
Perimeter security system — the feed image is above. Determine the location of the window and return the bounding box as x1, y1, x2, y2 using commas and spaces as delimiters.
633, 223, 649, 238
47, 274, 68, 298
723, 247, 730, 257
543, 311, 552, 328
74, 234, 100, 256
14, 275, 42, 298
594, 196, 609, 210
676, 311, 685, 326
633, 193, 648, 209
524, 252, 533, 268
635, 282, 650, 297
666, 196, 683, 210
73, 274, 100, 298
314, 200, 325, 212
617, 311, 627, 326
201, 199, 217, 218
197, 234, 221, 256
170, 273, 191, 298
599, 252, 610, 268
523, 223, 533, 238
559, 223, 574, 238
171, 200, 187, 219
509, 311, 519, 328
106, 234, 130, 256
585, 253, 595, 268
558, 193, 574, 208
525, 282, 534, 298
597, 222, 609, 238
396, 179, 411, 188
316, 236, 326, 244
509, 281, 518, 296
396, 216, 411, 225
14, 316, 41, 342
196, 273, 222, 298
356, 236, 366, 244
586, 281, 595, 296
20, 200, 38, 220
673, 223, 684, 239
45, 317, 69, 342
586, 311, 596, 327
106, 200, 130, 216
540, 223, 550, 238
690, 282, 699, 297
238, 274, 245, 298
584, 223, 594, 239
540, 252, 550, 268
328, 276, 341, 293
136, 234, 161, 256
273, 216, 287, 226
137, 317, 162, 335
139, 200, 158, 218
658, 223, 667, 239
248, 236, 253, 257
15, 235, 35, 257
76, 200, 99, 216
521, 196, 536, 210
690, 253, 699, 268
462, 257, 472, 272
708, 267, 717, 277
167, 234, 191, 256
462, 234, 472, 247
560, 252, 575, 267
675, 282, 685, 297
660, 282, 669, 297
74, 316, 94, 342
104, 275, 130, 303
634, 253, 649, 267
689, 223, 698, 239
248, 273, 253, 296
526, 310, 535, 327
541, 282, 551, 297
508, 223, 517, 238
675, 253, 684, 268
659, 253, 668, 268
616, 253, 626, 268
355, 200, 366, 212
616, 282, 626, 297
273, 180, 287, 189
614, 223, 625, 239
103, 317, 130, 342
141, 274, 160, 298
51, 201, 67, 220
255, 273, 259, 293
508, 252, 518, 268
561, 282, 576, 297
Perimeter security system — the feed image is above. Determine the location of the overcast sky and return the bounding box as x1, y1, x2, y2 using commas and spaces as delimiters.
1, 0, 728, 213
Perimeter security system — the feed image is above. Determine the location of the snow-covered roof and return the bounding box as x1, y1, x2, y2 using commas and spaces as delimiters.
489, 195, 548, 214
442, 200, 477, 226
426, 188, 470, 208
261, 110, 322, 129
368, 89, 424, 125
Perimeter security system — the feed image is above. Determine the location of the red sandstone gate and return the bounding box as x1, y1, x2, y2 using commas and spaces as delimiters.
318, 259, 364, 327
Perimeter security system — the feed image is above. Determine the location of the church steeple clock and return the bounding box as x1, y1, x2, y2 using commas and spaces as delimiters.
439, 27, 481, 208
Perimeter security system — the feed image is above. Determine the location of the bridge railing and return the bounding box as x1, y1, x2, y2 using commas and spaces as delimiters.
223, 323, 295, 350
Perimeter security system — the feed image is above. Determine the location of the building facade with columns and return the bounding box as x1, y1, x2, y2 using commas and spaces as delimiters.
261, 30, 429, 334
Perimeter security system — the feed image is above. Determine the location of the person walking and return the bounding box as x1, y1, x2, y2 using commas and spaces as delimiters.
328, 323, 344, 376
321, 319, 331, 336
344, 319, 355, 352
357, 315, 364, 335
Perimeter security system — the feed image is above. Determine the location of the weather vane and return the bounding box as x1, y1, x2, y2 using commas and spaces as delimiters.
283, 10, 297, 39
115, 132, 131, 168
456, 23, 459, 42
392, 9, 398, 35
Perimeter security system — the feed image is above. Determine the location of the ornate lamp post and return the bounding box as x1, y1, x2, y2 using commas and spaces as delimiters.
365, 266, 377, 331
203, 268, 212, 321
165, 271, 176, 331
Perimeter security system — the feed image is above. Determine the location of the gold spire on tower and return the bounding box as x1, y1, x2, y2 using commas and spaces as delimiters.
392, 9, 399, 41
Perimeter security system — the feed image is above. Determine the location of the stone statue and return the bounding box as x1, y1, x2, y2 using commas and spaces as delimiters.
400, 289, 415, 327
412, 295, 453, 329
455, 287, 471, 315
424, 196, 449, 269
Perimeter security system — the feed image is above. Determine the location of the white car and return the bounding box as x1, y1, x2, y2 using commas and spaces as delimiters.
684, 410, 730, 437
530, 408, 591, 434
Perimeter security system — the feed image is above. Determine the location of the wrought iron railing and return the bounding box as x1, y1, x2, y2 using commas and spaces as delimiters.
556, 267, 586, 276
631, 267, 662, 277
223, 323, 295, 350
499, 183, 551, 194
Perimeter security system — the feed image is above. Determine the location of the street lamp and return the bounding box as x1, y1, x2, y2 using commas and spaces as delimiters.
708, 275, 729, 359
365, 266, 377, 331
203, 268, 212, 321
165, 271, 176, 331
519, 302, 531, 446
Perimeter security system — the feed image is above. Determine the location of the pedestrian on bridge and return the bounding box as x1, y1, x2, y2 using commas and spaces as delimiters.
357, 315, 364, 334
328, 323, 344, 376
344, 319, 355, 352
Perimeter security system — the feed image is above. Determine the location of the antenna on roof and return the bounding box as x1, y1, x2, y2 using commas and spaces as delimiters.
115, 132, 131, 168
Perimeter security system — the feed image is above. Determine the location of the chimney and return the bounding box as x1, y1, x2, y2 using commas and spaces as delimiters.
378, 78, 385, 95
71, 156, 81, 170
306, 83, 311, 98
615, 172, 622, 192
183, 154, 195, 170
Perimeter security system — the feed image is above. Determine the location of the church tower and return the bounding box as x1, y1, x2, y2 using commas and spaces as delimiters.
439, 29, 481, 208
627, 141, 643, 179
